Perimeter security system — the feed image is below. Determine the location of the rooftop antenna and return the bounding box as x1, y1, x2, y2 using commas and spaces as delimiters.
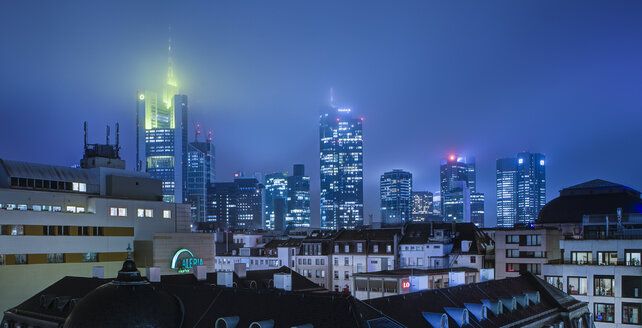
116, 122, 120, 157
83, 121, 88, 151
207, 130, 213, 142
193, 122, 201, 142
106, 125, 110, 145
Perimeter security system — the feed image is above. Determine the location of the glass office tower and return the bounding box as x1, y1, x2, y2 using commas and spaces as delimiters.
440, 155, 484, 226
286, 164, 311, 229
380, 169, 413, 226
496, 158, 518, 227
264, 172, 288, 230
320, 107, 363, 230
496, 152, 546, 227
186, 139, 214, 223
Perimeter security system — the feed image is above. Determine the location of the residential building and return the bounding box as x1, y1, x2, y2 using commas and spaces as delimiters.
398, 223, 491, 274
320, 107, 364, 230
380, 169, 413, 226
493, 227, 563, 280
295, 231, 335, 288
331, 229, 399, 293
0, 137, 189, 312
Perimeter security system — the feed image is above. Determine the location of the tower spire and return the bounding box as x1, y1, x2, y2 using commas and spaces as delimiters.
163, 25, 178, 107
330, 87, 334, 108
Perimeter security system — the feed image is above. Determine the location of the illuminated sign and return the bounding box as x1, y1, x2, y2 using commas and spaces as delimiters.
337, 108, 351, 113
401, 280, 410, 289
171, 249, 203, 273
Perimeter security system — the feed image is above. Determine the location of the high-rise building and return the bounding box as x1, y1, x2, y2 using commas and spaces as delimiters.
380, 169, 413, 226
496, 158, 518, 227
517, 152, 546, 226
207, 178, 263, 230
495, 152, 546, 227
136, 40, 188, 203
264, 172, 288, 230
186, 134, 214, 223
412, 191, 433, 217
286, 164, 311, 229
440, 155, 484, 226
320, 107, 363, 230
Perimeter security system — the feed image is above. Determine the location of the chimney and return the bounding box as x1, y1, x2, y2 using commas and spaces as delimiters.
193, 265, 207, 281
146, 267, 161, 282
274, 273, 292, 291
234, 262, 247, 279
217, 271, 234, 287
92, 266, 104, 278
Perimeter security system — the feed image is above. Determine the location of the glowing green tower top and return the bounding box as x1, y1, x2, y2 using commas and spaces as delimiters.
144, 36, 178, 130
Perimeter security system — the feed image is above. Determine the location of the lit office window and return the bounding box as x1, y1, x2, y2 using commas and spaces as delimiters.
66, 206, 76, 213
623, 303, 641, 324
118, 208, 127, 217
76, 207, 85, 213
594, 303, 614, 322
109, 207, 118, 216
83, 253, 98, 263
32, 205, 42, 211
145, 209, 153, 218
137, 209, 145, 218
163, 210, 171, 219
567, 277, 587, 295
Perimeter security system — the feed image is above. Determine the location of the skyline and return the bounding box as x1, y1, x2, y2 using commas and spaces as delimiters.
2, 1, 642, 227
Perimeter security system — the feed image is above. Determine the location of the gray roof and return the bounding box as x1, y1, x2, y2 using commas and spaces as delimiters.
0, 159, 96, 184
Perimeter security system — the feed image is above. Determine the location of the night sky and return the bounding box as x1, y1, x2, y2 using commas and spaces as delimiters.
2, 1, 642, 227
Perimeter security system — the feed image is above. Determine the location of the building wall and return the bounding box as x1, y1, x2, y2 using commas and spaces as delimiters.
494, 228, 562, 280
151, 232, 216, 275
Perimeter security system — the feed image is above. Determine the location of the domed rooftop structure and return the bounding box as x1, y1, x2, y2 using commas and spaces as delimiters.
63, 248, 183, 328
537, 179, 642, 224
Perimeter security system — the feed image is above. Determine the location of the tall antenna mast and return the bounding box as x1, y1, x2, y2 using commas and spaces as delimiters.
83, 121, 88, 151
330, 87, 334, 107
106, 125, 110, 145
116, 122, 120, 157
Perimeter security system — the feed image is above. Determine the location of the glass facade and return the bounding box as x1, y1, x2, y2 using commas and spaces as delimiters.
286, 164, 311, 229
320, 108, 363, 230
186, 140, 214, 222
264, 172, 288, 230
495, 152, 546, 227
440, 156, 484, 226
380, 169, 412, 226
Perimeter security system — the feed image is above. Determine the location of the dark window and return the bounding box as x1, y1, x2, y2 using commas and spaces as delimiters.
470, 256, 476, 263
622, 276, 642, 298
505, 235, 519, 244
10, 177, 18, 186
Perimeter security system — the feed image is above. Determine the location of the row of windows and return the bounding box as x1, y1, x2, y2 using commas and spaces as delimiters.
110, 207, 172, 219
299, 269, 325, 279
298, 258, 326, 265
506, 263, 541, 275
593, 303, 641, 324
545, 275, 642, 298
10, 177, 87, 193
0, 252, 104, 265
506, 250, 546, 258
570, 250, 641, 266
0, 204, 86, 213
505, 234, 541, 246
402, 245, 441, 251
333, 244, 392, 253
0, 224, 131, 237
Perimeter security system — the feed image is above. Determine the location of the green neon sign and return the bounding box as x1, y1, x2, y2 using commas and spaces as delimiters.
171, 249, 203, 273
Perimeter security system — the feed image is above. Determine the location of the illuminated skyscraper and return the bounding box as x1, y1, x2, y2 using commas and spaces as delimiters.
264, 172, 288, 230
207, 178, 262, 229
320, 107, 364, 230
136, 38, 188, 203
496, 158, 518, 227
517, 152, 546, 226
380, 169, 413, 226
495, 152, 546, 227
186, 132, 214, 223
440, 155, 484, 226
286, 164, 310, 229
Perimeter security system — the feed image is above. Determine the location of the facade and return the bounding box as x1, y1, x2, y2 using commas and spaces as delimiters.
136, 44, 188, 203
295, 231, 335, 288
352, 267, 479, 300
411, 191, 433, 219
398, 223, 491, 275
496, 158, 518, 228
493, 227, 562, 280
264, 172, 288, 230
0, 149, 189, 312
496, 152, 546, 227
186, 139, 214, 223
207, 178, 262, 230
319, 107, 364, 230
286, 164, 311, 229
440, 155, 485, 226
330, 229, 399, 293
379, 169, 413, 226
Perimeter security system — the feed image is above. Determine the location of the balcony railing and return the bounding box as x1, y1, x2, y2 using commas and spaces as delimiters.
547, 259, 641, 266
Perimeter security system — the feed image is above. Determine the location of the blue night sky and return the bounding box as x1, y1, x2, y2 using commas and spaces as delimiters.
1, 1, 642, 227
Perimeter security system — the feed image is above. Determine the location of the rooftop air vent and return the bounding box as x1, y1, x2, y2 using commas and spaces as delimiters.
250, 319, 275, 328
215, 316, 239, 328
